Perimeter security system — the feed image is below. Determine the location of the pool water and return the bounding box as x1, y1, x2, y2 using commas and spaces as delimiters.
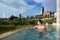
2, 26, 56, 40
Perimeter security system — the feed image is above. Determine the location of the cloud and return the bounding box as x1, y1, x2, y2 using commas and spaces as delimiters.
0, 0, 35, 18
2, 0, 35, 9
2, 13, 5, 18
36, 8, 42, 15
33, 0, 47, 3
33, 0, 56, 12
0, 3, 7, 7
43, 0, 56, 12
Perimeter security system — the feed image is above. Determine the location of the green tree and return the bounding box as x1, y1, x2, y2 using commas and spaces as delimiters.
9, 15, 18, 20
19, 14, 22, 20
19, 14, 23, 25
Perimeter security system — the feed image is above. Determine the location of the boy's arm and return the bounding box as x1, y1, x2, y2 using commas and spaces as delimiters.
33, 26, 37, 29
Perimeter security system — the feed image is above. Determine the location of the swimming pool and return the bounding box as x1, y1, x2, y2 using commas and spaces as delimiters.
2, 25, 56, 40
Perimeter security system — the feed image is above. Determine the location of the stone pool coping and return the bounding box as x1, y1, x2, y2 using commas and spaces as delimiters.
0, 27, 32, 39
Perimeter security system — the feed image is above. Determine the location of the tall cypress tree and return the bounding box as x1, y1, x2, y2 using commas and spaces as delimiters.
19, 14, 21, 20
42, 6, 44, 15
19, 14, 22, 25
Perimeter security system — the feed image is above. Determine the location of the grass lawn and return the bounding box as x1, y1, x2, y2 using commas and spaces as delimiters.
0, 25, 33, 34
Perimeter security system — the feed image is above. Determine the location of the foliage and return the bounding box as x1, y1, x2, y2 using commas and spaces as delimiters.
0, 14, 56, 34
43, 18, 56, 24
0, 25, 16, 34
0, 25, 28, 34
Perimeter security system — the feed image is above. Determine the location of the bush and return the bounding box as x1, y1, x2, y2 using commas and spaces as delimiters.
29, 20, 37, 25
0, 25, 16, 34
43, 18, 56, 24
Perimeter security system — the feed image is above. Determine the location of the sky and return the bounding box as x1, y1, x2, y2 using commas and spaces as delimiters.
0, 0, 56, 18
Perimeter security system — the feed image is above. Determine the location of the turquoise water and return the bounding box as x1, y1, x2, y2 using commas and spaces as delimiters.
2, 26, 56, 40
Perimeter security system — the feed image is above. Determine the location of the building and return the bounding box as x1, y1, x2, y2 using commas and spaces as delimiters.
43, 11, 50, 18
42, 7, 55, 18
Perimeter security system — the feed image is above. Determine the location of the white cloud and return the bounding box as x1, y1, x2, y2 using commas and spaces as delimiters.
2, 13, 5, 18
33, 0, 47, 3
36, 8, 42, 15
36, 13, 40, 15
43, 0, 56, 12
2, 0, 35, 9
36, 12, 42, 15
0, 3, 7, 7
34, 0, 56, 12
0, 0, 36, 18
2, 0, 35, 13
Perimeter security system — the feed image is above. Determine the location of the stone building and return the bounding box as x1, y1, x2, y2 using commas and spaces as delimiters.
43, 11, 50, 18
42, 7, 55, 18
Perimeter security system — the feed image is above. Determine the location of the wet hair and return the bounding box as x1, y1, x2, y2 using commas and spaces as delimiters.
38, 20, 42, 24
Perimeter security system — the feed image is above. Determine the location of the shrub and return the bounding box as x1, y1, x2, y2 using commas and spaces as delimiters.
0, 25, 16, 34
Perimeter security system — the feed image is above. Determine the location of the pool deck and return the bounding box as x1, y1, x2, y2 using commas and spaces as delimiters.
0, 29, 21, 39
0, 27, 32, 39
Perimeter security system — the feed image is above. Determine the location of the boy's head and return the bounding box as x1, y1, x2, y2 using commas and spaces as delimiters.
38, 20, 42, 25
